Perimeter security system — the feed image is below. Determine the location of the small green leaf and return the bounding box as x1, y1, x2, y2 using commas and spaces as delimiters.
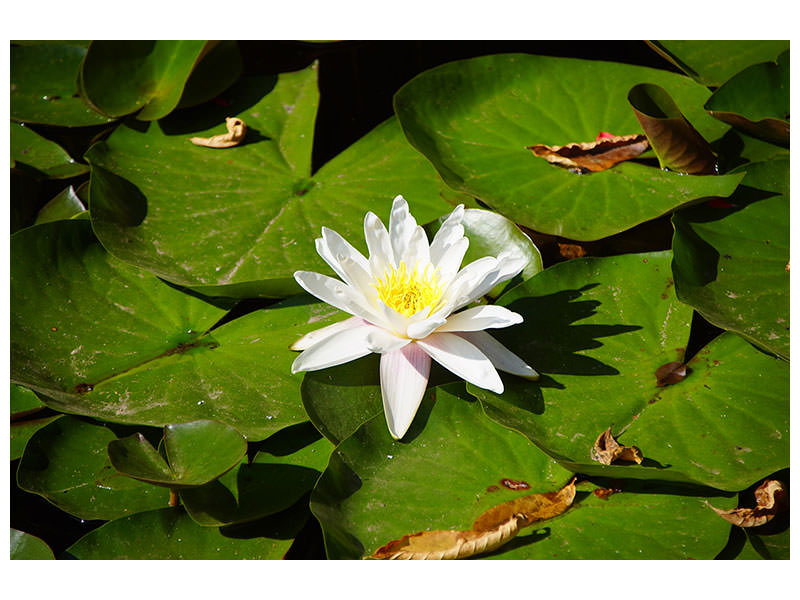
10, 383, 44, 417
10, 122, 89, 179
10, 529, 55, 560
80, 40, 208, 120
66, 503, 309, 559
108, 420, 247, 488
16, 416, 170, 520
394, 53, 741, 241
648, 40, 789, 87
10, 44, 114, 126
34, 185, 86, 225
176, 41, 243, 109
11, 415, 62, 461
672, 159, 789, 359
181, 422, 333, 526
628, 83, 717, 174
705, 51, 789, 146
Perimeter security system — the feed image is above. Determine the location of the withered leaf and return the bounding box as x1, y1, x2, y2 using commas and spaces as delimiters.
655, 361, 687, 387
592, 487, 621, 500
370, 478, 576, 560
709, 479, 787, 527
591, 426, 643, 465
558, 242, 587, 260
527, 134, 649, 173
189, 117, 247, 148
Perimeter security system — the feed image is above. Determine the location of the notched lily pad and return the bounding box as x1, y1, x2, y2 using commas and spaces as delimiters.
528, 133, 649, 173
371, 478, 576, 560
709, 480, 787, 528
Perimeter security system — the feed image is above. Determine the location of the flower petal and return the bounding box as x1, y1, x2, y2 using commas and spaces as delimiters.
401, 226, 431, 267
366, 327, 412, 354
429, 204, 465, 264
364, 211, 395, 277
458, 331, 539, 380
294, 270, 381, 325
291, 323, 376, 373
448, 252, 528, 312
317, 227, 373, 291
380, 343, 431, 439
443, 256, 499, 308
406, 316, 448, 339
289, 316, 365, 351
434, 236, 469, 284
388, 195, 418, 264
437, 305, 523, 333
416, 332, 504, 393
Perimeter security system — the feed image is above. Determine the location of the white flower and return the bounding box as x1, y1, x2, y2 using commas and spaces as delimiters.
291, 195, 538, 439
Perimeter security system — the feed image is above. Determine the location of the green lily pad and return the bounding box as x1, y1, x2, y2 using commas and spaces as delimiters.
310, 382, 734, 559
672, 159, 789, 359
394, 53, 743, 241
647, 40, 789, 87
176, 41, 243, 110
11, 384, 45, 416
705, 51, 789, 146
80, 41, 208, 120
10, 122, 89, 179
11, 220, 345, 440
468, 252, 788, 491
428, 208, 543, 298
10, 44, 115, 126
34, 185, 86, 225
11, 415, 62, 461
10, 529, 55, 560
65, 502, 309, 559
181, 422, 333, 526
86, 64, 467, 298
108, 420, 247, 488
16, 416, 170, 520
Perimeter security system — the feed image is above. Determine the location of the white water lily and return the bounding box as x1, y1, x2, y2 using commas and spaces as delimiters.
291, 195, 538, 439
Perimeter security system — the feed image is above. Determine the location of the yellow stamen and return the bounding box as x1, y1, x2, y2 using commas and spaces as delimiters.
374, 261, 444, 317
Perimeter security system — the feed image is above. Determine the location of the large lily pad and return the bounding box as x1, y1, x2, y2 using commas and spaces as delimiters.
86, 64, 467, 298
10, 43, 114, 126
394, 53, 743, 241
468, 252, 788, 491
672, 159, 789, 359
10, 122, 89, 179
310, 383, 734, 559
11, 415, 62, 461
181, 422, 333, 526
80, 41, 207, 120
108, 420, 247, 488
10, 220, 343, 439
65, 501, 309, 559
647, 40, 789, 87
16, 416, 170, 520
10, 529, 55, 560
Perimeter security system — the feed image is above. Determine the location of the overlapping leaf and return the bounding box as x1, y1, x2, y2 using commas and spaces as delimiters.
647, 40, 789, 87
10, 122, 89, 179
10, 43, 114, 126
10, 529, 55, 560
672, 158, 789, 359
394, 53, 742, 241
10, 220, 344, 439
311, 383, 735, 559
86, 63, 466, 298
468, 252, 788, 491
16, 417, 170, 520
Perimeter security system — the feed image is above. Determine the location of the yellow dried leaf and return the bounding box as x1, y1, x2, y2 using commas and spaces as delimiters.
528, 133, 649, 173
709, 479, 787, 527
591, 426, 643, 465
189, 117, 247, 148
370, 478, 576, 560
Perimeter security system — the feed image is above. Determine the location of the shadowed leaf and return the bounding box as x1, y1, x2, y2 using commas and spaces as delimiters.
628, 83, 717, 174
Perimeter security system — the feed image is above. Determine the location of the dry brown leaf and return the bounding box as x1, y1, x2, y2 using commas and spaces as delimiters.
655, 361, 687, 387
591, 426, 643, 465
709, 480, 787, 527
370, 478, 576, 560
558, 243, 587, 260
527, 133, 649, 173
593, 487, 621, 500
189, 117, 247, 148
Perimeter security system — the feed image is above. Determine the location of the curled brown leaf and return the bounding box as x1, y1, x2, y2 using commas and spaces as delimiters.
709, 479, 787, 527
370, 478, 576, 560
591, 426, 643, 465
527, 134, 649, 173
189, 117, 247, 148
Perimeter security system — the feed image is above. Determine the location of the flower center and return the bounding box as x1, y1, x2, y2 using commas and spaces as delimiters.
374, 261, 444, 317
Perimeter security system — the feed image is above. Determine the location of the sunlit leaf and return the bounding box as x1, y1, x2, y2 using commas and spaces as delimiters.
34, 185, 86, 225
394, 53, 741, 240
10, 122, 89, 179
10, 529, 55, 560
